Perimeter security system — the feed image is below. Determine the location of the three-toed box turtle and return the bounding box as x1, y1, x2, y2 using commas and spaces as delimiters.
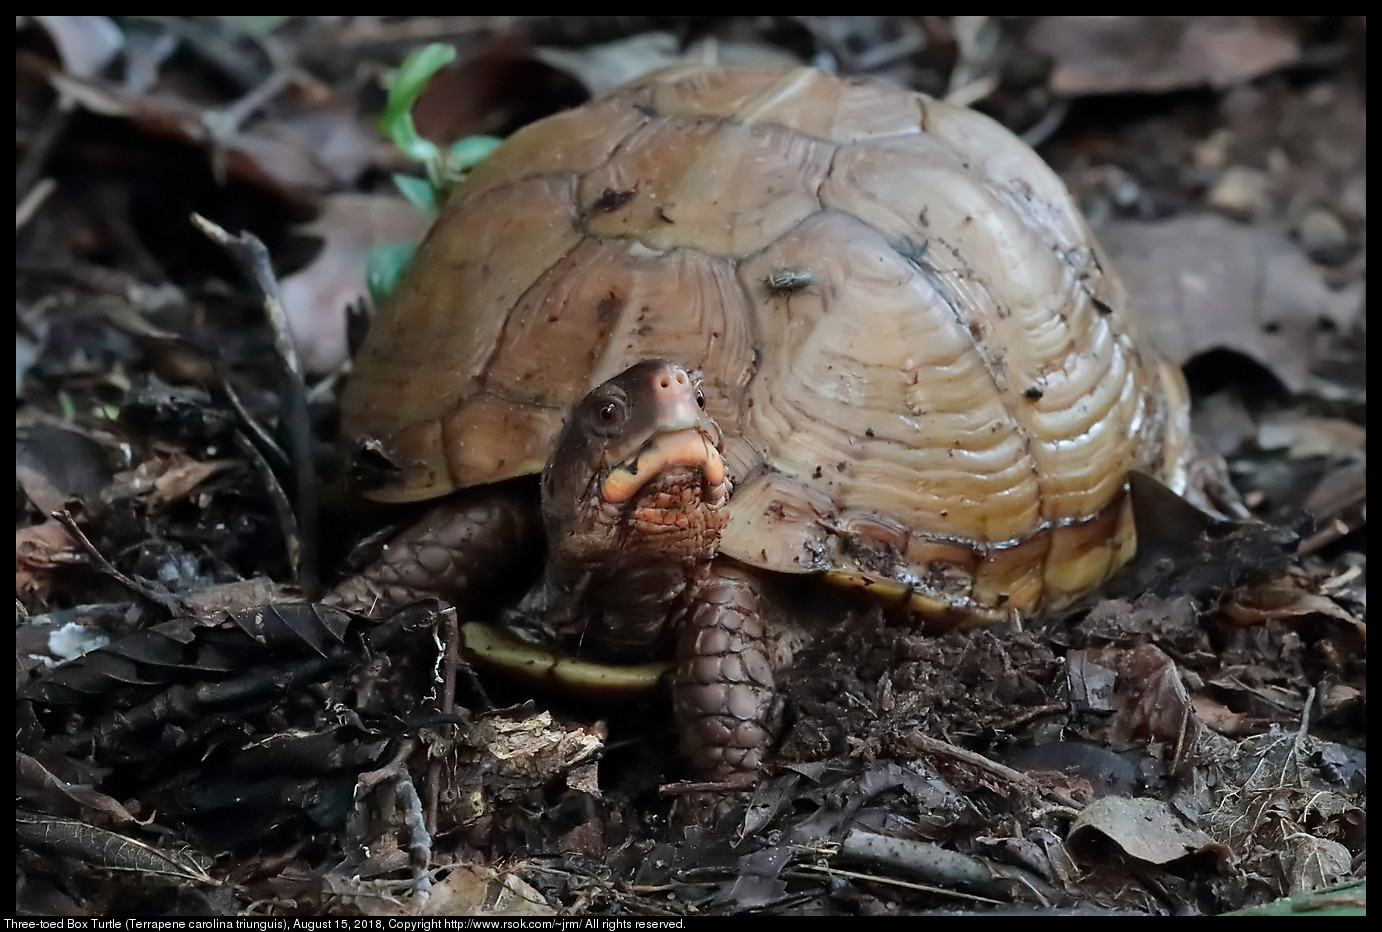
332, 65, 1200, 808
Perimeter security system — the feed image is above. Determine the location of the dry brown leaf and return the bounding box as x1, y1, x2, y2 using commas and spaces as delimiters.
16, 752, 139, 826
17, 519, 83, 603
1067, 796, 1227, 865
16, 425, 116, 515
148, 457, 231, 507
218, 106, 383, 199
1190, 694, 1268, 738
470, 710, 605, 780
1218, 569, 1363, 635
352, 863, 556, 917
1101, 213, 1363, 391
1094, 644, 1198, 748
43, 67, 378, 202
536, 32, 803, 97
281, 194, 432, 373
1283, 834, 1354, 896
535, 32, 693, 96
1078, 644, 1247, 763
1028, 16, 1300, 96
1255, 413, 1367, 459
111, 450, 234, 509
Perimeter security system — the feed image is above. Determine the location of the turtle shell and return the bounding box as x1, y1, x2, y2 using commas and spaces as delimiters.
341, 65, 1194, 623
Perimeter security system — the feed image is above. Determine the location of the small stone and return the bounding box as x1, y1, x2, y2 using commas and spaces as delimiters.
1105, 166, 1142, 210
1207, 165, 1270, 218
1295, 206, 1351, 265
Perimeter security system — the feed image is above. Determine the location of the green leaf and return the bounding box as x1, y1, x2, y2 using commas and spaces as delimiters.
377, 43, 457, 158
382, 112, 439, 165
385, 43, 458, 113
444, 135, 503, 176
1218, 879, 1365, 916
366, 242, 420, 306
392, 173, 438, 213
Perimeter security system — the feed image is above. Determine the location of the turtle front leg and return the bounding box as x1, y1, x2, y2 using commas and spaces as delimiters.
327, 487, 539, 616
672, 562, 787, 817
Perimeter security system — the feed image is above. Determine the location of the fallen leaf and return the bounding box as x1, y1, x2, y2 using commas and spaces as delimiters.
1283, 834, 1354, 897
16, 425, 114, 515
1255, 413, 1367, 459
16, 752, 140, 826
15, 811, 216, 885
535, 32, 803, 97
534, 32, 690, 96
410, 34, 586, 144
111, 449, 235, 509
1028, 16, 1300, 96
1100, 213, 1364, 391
353, 863, 556, 917
17, 520, 83, 605
1067, 796, 1227, 865
280, 194, 431, 373
1189, 694, 1268, 738
40, 65, 379, 202
152, 457, 230, 506
470, 710, 604, 777
1217, 568, 1363, 634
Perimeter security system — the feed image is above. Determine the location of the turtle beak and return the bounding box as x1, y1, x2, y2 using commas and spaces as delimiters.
600, 362, 726, 505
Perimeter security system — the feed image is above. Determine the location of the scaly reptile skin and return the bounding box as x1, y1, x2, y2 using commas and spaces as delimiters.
326, 489, 538, 616
670, 562, 778, 816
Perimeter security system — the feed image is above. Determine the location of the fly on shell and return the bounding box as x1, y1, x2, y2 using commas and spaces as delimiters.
763, 266, 816, 295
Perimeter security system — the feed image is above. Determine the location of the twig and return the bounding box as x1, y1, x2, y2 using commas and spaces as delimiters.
191, 214, 319, 597
658, 774, 758, 797
50, 509, 186, 617
1295, 685, 1317, 743
16, 177, 56, 230
220, 378, 291, 478
349, 738, 433, 897
1297, 517, 1360, 557
426, 607, 463, 836
903, 732, 1085, 811
230, 429, 303, 587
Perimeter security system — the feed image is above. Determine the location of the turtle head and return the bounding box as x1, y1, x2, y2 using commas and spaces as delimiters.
541, 360, 730, 572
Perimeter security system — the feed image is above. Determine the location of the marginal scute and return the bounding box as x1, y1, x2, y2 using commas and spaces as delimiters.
973, 532, 1050, 614
342, 174, 586, 500
441, 393, 562, 490
342, 65, 1196, 621
1043, 493, 1129, 599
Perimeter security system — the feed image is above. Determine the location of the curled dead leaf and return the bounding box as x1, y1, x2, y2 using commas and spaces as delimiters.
1218, 567, 1364, 639
17, 519, 84, 604
1068, 796, 1229, 866
110, 449, 234, 509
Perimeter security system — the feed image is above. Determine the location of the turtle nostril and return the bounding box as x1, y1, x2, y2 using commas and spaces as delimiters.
659, 376, 670, 389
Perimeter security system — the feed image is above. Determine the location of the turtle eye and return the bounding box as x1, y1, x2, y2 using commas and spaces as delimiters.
589, 395, 628, 434
695, 389, 706, 410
